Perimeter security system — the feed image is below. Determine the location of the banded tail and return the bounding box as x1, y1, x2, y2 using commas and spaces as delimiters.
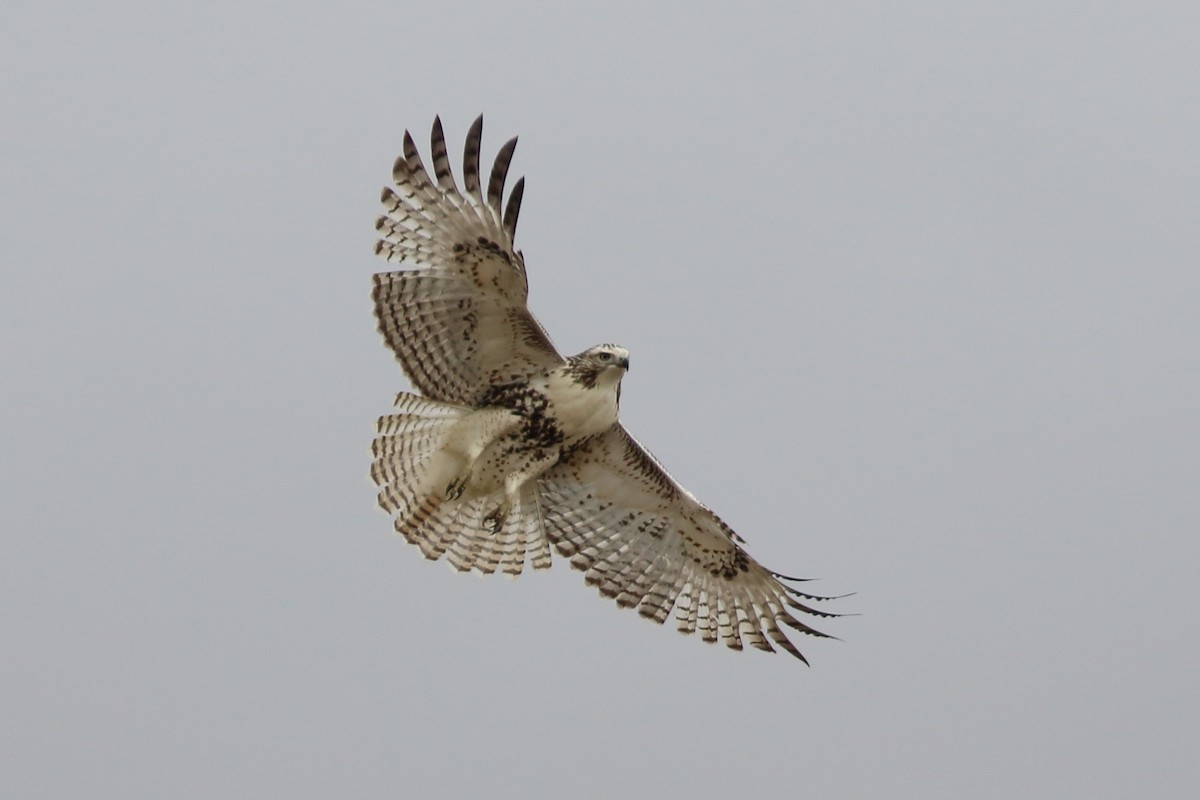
371, 392, 552, 576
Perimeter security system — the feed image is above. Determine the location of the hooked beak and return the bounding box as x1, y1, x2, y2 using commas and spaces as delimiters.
617, 356, 630, 371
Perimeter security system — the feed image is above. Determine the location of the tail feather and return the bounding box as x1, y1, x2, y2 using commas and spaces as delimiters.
410, 488, 549, 576
372, 392, 552, 577
434, 498, 487, 569
372, 392, 468, 518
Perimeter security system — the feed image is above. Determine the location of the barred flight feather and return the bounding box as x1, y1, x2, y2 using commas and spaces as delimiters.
462, 115, 484, 200
487, 137, 518, 213
373, 118, 556, 405
429, 117, 455, 190
535, 425, 844, 660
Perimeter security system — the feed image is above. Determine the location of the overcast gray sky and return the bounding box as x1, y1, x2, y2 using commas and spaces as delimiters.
4, 2, 1198, 797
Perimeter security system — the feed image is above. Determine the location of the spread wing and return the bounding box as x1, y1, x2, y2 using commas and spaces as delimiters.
373, 115, 562, 405
537, 425, 840, 663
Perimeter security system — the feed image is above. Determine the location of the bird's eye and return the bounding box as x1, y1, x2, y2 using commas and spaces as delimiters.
598, 352, 612, 361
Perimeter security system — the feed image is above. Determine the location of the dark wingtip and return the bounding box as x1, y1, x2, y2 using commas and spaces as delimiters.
503, 175, 525, 240
777, 642, 811, 665
487, 136, 519, 215
429, 116, 454, 189
430, 116, 443, 151
773, 572, 854, 601
771, 571, 816, 582
463, 114, 484, 198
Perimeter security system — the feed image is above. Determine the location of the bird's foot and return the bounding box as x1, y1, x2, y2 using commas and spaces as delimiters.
483, 500, 512, 533
445, 475, 469, 501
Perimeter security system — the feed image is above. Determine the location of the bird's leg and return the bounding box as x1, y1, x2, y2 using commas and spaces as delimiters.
482, 450, 558, 533
483, 472, 523, 532
444, 409, 522, 502
445, 472, 471, 501
482, 498, 512, 533
445, 442, 489, 500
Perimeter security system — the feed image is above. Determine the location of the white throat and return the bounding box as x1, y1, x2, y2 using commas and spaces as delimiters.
542, 368, 622, 440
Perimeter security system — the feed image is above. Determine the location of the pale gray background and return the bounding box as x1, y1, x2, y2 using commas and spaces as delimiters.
3, 2, 1197, 797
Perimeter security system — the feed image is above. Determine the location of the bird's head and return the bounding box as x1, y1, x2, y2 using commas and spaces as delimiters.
564, 344, 630, 391
580, 343, 630, 372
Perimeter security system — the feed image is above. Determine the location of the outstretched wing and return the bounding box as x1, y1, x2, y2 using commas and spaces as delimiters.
373, 115, 562, 405
537, 425, 840, 663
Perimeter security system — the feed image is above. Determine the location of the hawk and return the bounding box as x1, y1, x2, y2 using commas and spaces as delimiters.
370, 116, 840, 662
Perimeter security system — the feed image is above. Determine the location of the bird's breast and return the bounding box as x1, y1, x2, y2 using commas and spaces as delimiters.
543, 373, 620, 441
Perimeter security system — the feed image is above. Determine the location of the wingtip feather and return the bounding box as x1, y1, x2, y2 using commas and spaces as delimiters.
430, 116, 455, 190
503, 176, 525, 239
487, 136, 519, 221
463, 114, 484, 200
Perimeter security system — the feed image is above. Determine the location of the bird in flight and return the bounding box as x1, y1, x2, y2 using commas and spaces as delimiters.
370, 116, 840, 662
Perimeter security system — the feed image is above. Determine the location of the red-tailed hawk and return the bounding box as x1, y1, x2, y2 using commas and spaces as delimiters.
370, 116, 841, 662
